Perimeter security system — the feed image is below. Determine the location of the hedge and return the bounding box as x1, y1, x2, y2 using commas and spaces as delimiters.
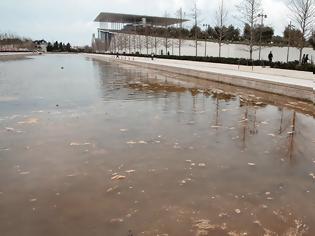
99, 52, 315, 74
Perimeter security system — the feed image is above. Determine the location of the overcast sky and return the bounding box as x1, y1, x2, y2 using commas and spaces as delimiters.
0, 0, 291, 46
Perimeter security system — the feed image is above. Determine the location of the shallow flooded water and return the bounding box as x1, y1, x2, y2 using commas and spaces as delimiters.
0, 54, 315, 236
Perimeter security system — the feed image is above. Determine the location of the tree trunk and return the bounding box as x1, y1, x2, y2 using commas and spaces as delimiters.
195, 39, 198, 57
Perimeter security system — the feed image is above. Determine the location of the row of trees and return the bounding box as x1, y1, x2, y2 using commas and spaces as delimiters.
235, 0, 314, 63
126, 23, 313, 48
0, 33, 34, 50
188, 0, 314, 63
47, 41, 72, 52
113, 0, 314, 64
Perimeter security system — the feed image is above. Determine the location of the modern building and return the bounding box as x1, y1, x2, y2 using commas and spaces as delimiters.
92, 12, 188, 53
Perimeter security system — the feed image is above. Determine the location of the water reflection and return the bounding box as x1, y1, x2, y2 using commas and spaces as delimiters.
0, 55, 314, 236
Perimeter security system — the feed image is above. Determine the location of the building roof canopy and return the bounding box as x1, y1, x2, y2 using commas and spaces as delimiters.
94, 12, 189, 26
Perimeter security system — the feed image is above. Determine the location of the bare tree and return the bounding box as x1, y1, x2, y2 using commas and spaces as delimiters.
237, 0, 262, 60
288, 0, 315, 64
163, 11, 172, 55
191, 0, 201, 57
153, 35, 163, 55
215, 0, 228, 57
176, 8, 185, 56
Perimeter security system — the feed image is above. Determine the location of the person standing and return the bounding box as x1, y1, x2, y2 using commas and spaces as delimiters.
268, 51, 273, 66
302, 54, 306, 64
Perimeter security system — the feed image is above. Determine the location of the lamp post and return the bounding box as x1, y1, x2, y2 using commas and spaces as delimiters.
286, 21, 295, 63
258, 13, 267, 61
203, 24, 210, 57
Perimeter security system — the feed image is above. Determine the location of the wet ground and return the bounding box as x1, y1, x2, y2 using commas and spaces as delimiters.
0, 54, 315, 236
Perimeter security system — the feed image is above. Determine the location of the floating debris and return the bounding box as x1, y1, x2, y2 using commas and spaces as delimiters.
309, 173, 315, 179
268, 133, 276, 137
234, 209, 241, 214
19, 171, 30, 175
194, 219, 217, 230
194, 219, 227, 235
70, 142, 91, 146
120, 129, 128, 132
29, 198, 37, 202
5, 127, 15, 132
109, 218, 124, 223
247, 163, 256, 166
198, 163, 206, 167
126, 141, 137, 144
138, 140, 147, 144
106, 186, 119, 193
111, 175, 126, 180
67, 174, 77, 177
218, 212, 228, 218
180, 178, 192, 185
125, 170, 136, 173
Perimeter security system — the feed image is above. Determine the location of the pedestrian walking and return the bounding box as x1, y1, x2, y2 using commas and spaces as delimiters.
305, 54, 309, 64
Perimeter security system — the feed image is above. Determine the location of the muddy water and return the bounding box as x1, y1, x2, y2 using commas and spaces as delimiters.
0, 54, 315, 236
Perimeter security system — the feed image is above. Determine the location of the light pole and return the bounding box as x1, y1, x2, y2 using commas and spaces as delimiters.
258, 13, 267, 61
203, 24, 210, 57
286, 22, 295, 63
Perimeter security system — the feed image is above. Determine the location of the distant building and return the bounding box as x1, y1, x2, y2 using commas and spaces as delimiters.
33, 39, 48, 52
93, 12, 188, 53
